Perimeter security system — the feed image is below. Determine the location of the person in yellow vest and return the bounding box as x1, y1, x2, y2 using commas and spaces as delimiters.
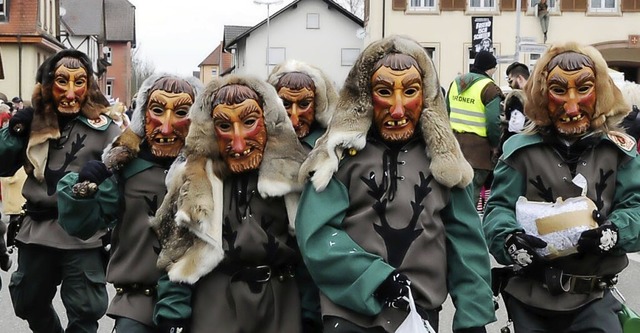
447, 50, 504, 206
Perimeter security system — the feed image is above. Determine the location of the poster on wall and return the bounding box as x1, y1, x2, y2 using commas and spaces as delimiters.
472, 16, 494, 55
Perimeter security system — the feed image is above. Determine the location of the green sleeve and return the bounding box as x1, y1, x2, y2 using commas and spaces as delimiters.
610, 153, 640, 253
485, 97, 503, 148
482, 159, 527, 265
153, 274, 193, 324
0, 127, 27, 176
56, 172, 120, 240
295, 178, 395, 316
443, 185, 496, 330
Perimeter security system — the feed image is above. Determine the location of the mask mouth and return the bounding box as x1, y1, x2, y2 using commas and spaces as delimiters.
153, 137, 178, 144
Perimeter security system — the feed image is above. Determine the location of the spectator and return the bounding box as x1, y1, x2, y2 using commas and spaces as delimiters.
506, 62, 530, 90
447, 50, 504, 206
0, 103, 11, 128
618, 81, 640, 141
12, 97, 24, 111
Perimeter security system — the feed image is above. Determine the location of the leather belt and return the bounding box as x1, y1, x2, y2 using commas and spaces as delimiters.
114, 283, 157, 296
218, 264, 296, 283
543, 267, 617, 295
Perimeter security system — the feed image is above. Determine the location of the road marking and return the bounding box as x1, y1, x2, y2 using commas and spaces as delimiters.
628, 252, 640, 263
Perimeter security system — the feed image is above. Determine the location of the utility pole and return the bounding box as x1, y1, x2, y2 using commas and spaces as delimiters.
515, 0, 522, 62
254, 0, 283, 77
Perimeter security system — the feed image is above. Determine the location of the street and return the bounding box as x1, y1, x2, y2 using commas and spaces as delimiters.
0, 249, 639, 332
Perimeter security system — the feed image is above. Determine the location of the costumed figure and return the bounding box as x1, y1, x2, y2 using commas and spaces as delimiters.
106, 100, 131, 130
296, 34, 495, 333
0, 49, 121, 333
483, 42, 640, 333
57, 73, 203, 333
150, 74, 308, 333
268, 59, 339, 333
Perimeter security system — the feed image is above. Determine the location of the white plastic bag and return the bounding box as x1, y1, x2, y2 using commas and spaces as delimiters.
395, 289, 436, 333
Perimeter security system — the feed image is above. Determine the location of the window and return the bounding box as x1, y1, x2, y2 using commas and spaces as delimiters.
409, 0, 438, 11
529, 0, 558, 14
423, 45, 439, 71
211, 68, 218, 78
589, 0, 619, 12
268, 47, 285, 65
106, 79, 114, 98
307, 13, 320, 29
469, 0, 497, 11
104, 46, 112, 63
0, 0, 7, 21
341, 48, 360, 66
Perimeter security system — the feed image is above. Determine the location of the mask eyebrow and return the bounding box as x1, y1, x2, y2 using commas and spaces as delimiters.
547, 74, 568, 86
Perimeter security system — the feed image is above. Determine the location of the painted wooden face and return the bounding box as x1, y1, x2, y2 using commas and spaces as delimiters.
53, 65, 88, 115
144, 90, 193, 158
547, 66, 596, 136
212, 99, 267, 173
371, 65, 423, 143
278, 86, 315, 139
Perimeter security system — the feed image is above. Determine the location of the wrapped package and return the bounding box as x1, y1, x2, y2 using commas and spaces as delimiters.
515, 196, 598, 258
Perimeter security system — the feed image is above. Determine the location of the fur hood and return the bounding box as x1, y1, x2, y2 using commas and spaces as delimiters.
504, 89, 526, 115
300, 35, 473, 191
267, 59, 339, 128
102, 73, 204, 170
27, 49, 109, 181
524, 42, 630, 133
150, 74, 307, 284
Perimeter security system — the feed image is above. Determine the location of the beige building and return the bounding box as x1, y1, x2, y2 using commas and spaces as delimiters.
364, 0, 640, 88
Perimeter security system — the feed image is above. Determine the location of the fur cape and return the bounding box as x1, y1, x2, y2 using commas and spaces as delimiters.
27, 49, 109, 181
267, 59, 339, 128
102, 73, 204, 170
300, 35, 473, 191
524, 42, 630, 133
149, 74, 307, 284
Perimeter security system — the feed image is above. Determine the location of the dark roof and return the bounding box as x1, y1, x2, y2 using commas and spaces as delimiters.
223, 25, 252, 49
60, 0, 104, 36
105, 0, 136, 45
225, 0, 363, 50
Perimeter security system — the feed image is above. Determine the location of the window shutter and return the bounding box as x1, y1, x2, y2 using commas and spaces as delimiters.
502, 0, 516, 11
441, 0, 466, 10
392, 0, 407, 10
441, 0, 454, 10
622, 0, 640, 11
561, 0, 587, 11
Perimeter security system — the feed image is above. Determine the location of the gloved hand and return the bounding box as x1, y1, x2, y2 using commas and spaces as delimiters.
8, 107, 35, 137
374, 272, 410, 309
157, 319, 190, 333
78, 160, 112, 185
505, 232, 547, 267
577, 212, 618, 254
454, 327, 487, 333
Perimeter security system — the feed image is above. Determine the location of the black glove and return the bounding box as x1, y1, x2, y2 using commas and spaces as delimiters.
577, 212, 618, 254
8, 107, 34, 137
157, 319, 190, 333
374, 272, 410, 309
78, 160, 112, 185
454, 327, 487, 333
505, 232, 547, 267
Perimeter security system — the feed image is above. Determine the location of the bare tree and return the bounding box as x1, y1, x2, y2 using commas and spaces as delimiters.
129, 47, 156, 100
335, 0, 364, 19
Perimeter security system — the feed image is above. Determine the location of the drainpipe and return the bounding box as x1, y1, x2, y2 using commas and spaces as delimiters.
18, 34, 22, 98
382, 0, 386, 38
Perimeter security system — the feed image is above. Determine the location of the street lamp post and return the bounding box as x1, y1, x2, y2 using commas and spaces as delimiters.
254, 0, 283, 77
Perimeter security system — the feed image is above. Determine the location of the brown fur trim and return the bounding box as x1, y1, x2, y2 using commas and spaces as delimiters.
102, 128, 142, 170
524, 42, 629, 132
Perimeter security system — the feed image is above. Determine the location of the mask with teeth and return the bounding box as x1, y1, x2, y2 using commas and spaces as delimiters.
211, 84, 267, 174
52, 60, 88, 115
371, 53, 423, 143
144, 87, 193, 158
546, 52, 596, 137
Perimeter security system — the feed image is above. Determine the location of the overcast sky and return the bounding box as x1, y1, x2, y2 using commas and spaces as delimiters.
127, 0, 295, 76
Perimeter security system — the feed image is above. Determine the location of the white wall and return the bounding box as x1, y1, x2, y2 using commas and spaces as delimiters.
237, 0, 364, 88
367, 2, 640, 88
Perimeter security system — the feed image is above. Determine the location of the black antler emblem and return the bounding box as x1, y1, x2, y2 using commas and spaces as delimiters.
45, 133, 86, 195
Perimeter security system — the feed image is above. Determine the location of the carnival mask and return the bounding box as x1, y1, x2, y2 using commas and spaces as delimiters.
278, 86, 316, 139
53, 65, 88, 115
144, 90, 193, 158
547, 66, 596, 137
213, 98, 267, 173
371, 64, 423, 143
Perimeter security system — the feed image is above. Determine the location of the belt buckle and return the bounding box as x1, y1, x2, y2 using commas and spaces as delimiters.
254, 265, 272, 283
569, 276, 595, 294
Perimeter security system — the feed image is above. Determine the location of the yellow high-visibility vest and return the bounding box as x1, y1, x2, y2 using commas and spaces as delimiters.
449, 78, 492, 137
